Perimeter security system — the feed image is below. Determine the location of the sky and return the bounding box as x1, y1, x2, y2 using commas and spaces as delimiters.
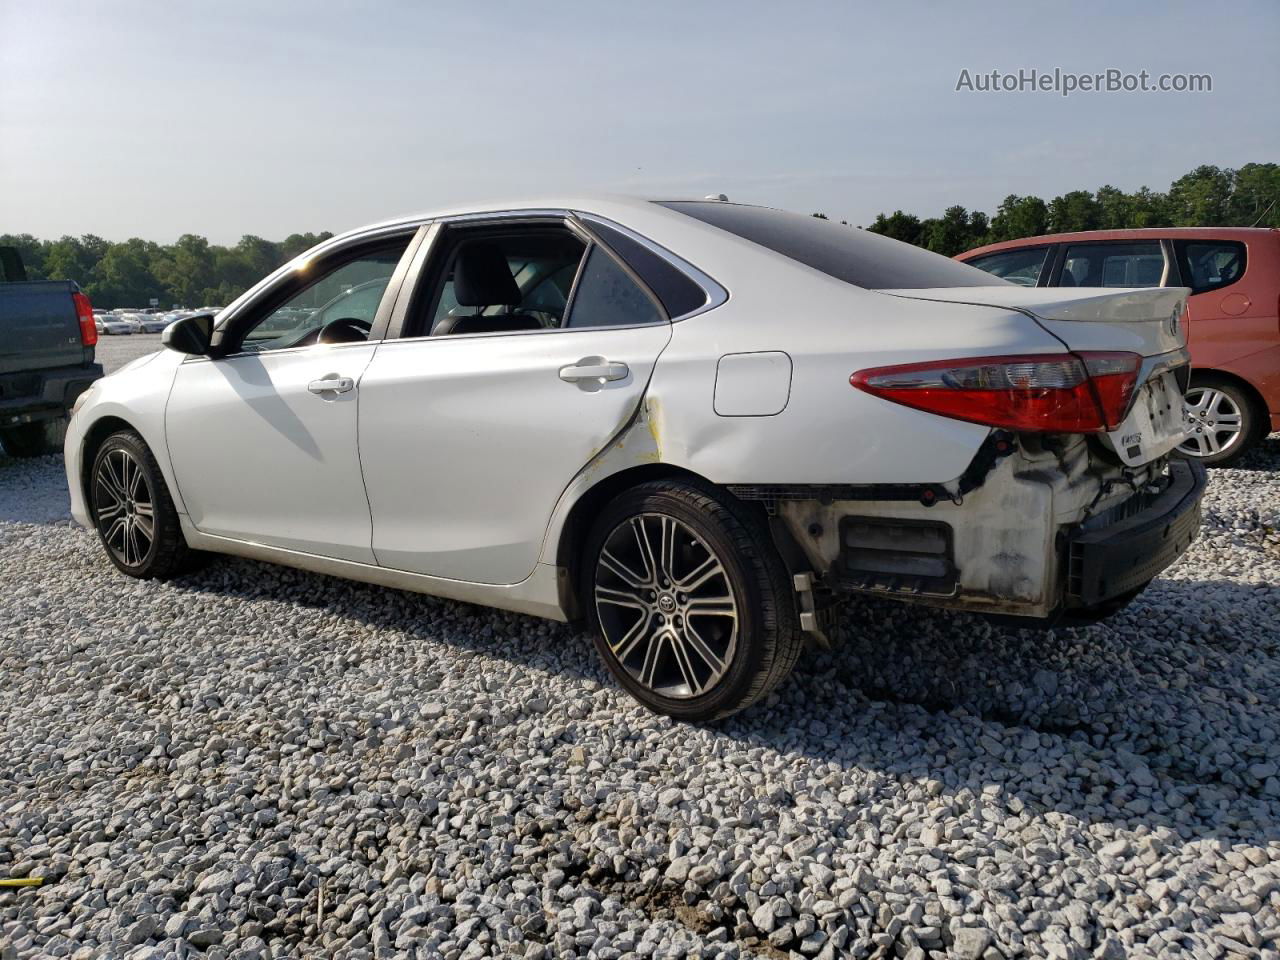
3, 1, 1277, 244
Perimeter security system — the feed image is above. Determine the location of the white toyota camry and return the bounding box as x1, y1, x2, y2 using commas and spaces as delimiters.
65, 196, 1206, 720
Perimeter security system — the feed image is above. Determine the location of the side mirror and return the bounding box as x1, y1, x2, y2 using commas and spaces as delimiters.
161, 313, 215, 356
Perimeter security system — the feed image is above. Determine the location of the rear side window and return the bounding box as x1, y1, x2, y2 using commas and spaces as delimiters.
583, 219, 708, 317
565, 246, 665, 328
1175, 240, 1247, 294
657, 201, 1004, 289
1061, 242, 1164, 288
965, 247, 1048, 287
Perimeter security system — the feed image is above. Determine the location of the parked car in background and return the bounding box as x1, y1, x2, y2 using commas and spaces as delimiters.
0, 246, 103, 456
958, 228, 1280, 465
138, 313, 176, 333
99, 314, 137, 335
65, 198, 1204, 719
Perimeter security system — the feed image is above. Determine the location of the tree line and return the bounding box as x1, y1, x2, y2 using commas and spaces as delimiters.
0, 231, 335, 309
859, 162, 1279, 257
4, 163, 1276, 308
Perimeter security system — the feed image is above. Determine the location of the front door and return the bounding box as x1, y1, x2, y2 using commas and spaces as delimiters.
165, 238, 414, 562
358, 225, 672, 584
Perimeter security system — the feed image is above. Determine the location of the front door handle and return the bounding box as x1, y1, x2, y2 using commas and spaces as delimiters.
558, 358, 629, 383
307, 375, 355, 395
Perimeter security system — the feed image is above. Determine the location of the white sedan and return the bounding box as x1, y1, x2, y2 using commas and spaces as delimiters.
65, 196, 1205, 719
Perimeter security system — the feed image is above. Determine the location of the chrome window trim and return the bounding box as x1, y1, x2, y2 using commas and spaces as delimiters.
574, 212, 729, 321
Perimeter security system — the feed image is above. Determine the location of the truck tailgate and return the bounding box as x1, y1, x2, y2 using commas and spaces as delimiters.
0, 281, 86, 374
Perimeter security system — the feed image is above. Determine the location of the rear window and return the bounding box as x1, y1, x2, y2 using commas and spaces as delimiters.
1175, 240, 1247, 294
657, 201, 1005, 289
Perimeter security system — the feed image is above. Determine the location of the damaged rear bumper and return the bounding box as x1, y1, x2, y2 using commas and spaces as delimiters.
1064, 459, 1206, 608
736, 435, 1208, 623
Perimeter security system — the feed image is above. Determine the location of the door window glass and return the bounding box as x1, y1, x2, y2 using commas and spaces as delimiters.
564, 247, 665, 328
428, 231, 586, 335
1061, 243, 1164, 288
239, 241, 410, 353
1176, 241, 1247, 294
965, 248, 1048, 286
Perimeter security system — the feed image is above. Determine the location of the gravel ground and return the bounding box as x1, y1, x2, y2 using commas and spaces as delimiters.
94, 333, 167, 374
1, 413, 1278, 958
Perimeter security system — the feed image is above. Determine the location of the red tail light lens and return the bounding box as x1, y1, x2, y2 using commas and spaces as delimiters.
850, 352, 1141, 433
73, 292, 98, 347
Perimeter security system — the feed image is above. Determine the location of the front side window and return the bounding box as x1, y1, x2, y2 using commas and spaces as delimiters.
965, 247, 1048, 287
1175, 240, 1246, 294
1061, 242, 1164, 288
238, 241, 410, 353
564, 246, 664, 328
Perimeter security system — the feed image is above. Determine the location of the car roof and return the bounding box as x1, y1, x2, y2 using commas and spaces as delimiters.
959, 226, 1279, 259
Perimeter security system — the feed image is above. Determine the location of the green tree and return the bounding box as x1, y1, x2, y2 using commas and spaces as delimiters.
988, 195, 1049, 241
1047, 190, 1102, 233
866, 210, 923, 245
1227, 162, 1280, 227
87, 239, 161, 307
43, 236, 97, 284
922, 206, 987, 256
1167, 164, 1233, 226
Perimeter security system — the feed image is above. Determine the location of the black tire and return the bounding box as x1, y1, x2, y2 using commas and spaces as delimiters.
0, 418, 67, 458
89, 430, 192, 579
1176, 375, 1261, 467
583, 479, 803, 721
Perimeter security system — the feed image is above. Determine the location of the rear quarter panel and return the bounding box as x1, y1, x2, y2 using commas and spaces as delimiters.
1187, 233, 1280, 417
555, 211, 1068, 487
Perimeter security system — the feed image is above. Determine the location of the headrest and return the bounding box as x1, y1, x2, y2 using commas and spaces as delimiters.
453, 242, 519, 306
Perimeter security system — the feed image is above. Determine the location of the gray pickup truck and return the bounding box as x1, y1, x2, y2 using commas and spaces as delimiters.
0, 246, 103, 456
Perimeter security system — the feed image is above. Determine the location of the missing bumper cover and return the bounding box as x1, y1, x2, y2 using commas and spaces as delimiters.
834, 516, 957, 597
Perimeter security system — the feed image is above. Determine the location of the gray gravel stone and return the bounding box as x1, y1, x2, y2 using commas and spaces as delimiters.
1, 437, 1278, 958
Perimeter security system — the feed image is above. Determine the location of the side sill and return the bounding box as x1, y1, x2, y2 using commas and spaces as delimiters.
180, 521, 570, 622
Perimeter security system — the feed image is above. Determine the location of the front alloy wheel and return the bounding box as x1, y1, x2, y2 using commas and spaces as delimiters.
94, 447, 156, 568
90, 430, 194, 578
585, 480, 804, 721
1177, 380, 1255, 466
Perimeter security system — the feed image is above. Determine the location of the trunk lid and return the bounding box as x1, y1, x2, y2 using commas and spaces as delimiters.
877, 285, 1189, 358
877, 285, 1193, 466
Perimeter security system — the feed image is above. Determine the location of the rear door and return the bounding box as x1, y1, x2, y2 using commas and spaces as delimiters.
358, 217, 673, 584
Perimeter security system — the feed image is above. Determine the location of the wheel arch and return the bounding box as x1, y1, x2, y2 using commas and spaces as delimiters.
554, 463, 709, 621
79, 415, 138, 508
551, 461, 810, 624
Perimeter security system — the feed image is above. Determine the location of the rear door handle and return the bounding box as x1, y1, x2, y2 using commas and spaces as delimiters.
308, 376, 355, 395
558, 358, 629, 383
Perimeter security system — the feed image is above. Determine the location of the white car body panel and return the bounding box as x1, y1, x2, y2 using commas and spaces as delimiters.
64, 195, 1200, 625
165, 343, 379, 563
359, 323, 671, 584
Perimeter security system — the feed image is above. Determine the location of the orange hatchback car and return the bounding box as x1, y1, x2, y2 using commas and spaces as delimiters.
958, 228, 1280, 465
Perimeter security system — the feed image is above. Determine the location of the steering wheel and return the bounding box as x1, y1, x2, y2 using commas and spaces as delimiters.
317, 317, 373, 344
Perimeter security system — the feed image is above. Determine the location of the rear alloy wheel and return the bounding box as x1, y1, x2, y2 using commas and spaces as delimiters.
1177, 379, 1257, 467
585, 480, 803, 721
91, 430, 192, 578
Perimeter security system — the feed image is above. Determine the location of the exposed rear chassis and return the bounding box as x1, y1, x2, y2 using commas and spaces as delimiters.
732, 433, 1208, 626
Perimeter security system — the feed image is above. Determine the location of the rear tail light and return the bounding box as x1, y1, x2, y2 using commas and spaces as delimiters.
73, 292, 98, 347
850, 352, 1141, 433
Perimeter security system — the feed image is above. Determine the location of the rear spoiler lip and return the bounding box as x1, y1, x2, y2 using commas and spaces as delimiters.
873, 285, 1190, 325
